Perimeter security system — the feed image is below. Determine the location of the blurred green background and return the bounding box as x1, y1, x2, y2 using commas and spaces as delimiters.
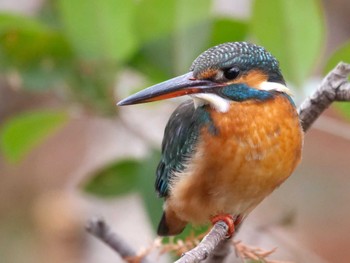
0, 0, 350, 262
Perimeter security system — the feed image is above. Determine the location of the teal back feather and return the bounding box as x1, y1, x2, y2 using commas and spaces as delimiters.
155, 100, 216, 197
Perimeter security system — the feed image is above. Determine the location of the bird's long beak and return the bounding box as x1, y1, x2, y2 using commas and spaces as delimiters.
117, 72, 219, 106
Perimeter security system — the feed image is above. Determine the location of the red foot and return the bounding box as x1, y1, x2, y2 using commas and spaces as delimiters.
211, 214, 235, 238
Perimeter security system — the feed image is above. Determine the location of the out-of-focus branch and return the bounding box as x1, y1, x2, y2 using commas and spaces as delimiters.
298, 62, 350, 132
86, 217, 151, 263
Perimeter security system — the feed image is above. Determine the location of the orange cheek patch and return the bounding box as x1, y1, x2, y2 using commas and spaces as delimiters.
197, 68, 218, 80
229, 70, 268, 89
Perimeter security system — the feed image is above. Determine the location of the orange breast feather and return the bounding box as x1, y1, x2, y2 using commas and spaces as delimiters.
167, 95, 303, 225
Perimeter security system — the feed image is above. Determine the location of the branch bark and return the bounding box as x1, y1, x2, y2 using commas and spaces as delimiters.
87, 62, 350, 263
298, 62, 350, 132
203, 239, 232, 263
86, 217, 151, 263
174, 221, 229, 263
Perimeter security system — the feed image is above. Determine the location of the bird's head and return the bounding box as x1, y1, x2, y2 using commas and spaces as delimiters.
118, 42, 290, 112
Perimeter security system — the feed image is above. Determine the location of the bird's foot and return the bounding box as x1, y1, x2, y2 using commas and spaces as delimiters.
210, 214, 235, 238
233, 240, 277, 262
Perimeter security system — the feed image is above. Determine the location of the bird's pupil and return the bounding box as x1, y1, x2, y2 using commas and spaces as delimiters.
224, 67, 240, 80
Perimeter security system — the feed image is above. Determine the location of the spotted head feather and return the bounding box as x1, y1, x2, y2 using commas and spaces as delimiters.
190, 42, 285, 85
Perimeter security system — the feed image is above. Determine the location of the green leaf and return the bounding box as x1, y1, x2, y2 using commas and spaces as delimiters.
136, 151, 163, 230
251, 0, 324, 86
0, 13, 73, 90
57, 0, 138, 63
324, 41, 350, 75
135, 0, 175, 43
133, 0, 176, 77
210, 18, 248, 46
84, 160, 141, 197
83, 152, 163, 230
135, 0, 212, 75
172, 0, 212, 74
0, 13, 72, 65
0, 110, 68, 162
333, 102, 350, 122
68, 60, 119, 115
130, 50, 173, 85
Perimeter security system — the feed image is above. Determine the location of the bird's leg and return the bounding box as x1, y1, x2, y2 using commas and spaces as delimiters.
210, 214, 235, 238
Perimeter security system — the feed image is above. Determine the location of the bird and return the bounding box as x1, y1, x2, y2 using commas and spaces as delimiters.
117, 42, 303, 237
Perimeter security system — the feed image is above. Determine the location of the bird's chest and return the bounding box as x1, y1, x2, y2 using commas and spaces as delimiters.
168, 95, 303, 224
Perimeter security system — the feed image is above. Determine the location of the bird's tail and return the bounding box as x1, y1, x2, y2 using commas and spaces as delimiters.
157, 209, 187, 236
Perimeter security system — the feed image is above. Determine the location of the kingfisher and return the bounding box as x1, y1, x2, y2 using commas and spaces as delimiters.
118, 42, 303, 237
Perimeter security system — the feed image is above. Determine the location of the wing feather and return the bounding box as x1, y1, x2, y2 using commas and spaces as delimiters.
155, 100, 200, 197
155, 100, 217, 197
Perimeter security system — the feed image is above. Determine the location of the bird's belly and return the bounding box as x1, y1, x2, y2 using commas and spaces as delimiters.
167, 96, 303, 225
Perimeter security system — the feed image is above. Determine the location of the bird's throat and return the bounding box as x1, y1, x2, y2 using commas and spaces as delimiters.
192, 93, 230, 113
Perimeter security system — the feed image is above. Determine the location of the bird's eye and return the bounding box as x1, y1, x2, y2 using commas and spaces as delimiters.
223, 67, 240, 80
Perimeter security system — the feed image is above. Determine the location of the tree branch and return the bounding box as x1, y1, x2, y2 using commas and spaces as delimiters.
175, 221, 229, 263
203, 239, 232, 263
86, 217, 151, 263
87, 62, 350, 263
298, 62, 350, 132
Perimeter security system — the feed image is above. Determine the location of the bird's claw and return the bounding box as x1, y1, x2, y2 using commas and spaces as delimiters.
210, 214, 235, 238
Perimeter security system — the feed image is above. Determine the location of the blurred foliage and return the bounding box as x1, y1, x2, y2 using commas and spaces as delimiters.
132, 0, 213, 82
85, 151, 209, 236
84, 159, 141, 197
1, 0, 350, 240
334, 103, 350, 121
58, 0, 138, 63
251, 0, 324, 86
84, 151, 163, 230
135, 151, 164, 229
0, 13, 73, 90
0, 110, 68, 162
210, 18, 247, 46
325, 41, 350, 75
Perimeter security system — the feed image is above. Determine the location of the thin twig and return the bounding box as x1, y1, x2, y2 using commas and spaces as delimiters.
298, 62, 350, 132
86, 217, 151, 263
233, 240, 277, 262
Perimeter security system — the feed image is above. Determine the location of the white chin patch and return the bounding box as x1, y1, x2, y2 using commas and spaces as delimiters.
191, 94, 230, 113
258, 81, 292, 96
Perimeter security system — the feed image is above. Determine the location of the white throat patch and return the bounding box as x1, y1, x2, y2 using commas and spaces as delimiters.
191, 93, 230, 113
191, 81, 291, 113
258, 81, 292, 96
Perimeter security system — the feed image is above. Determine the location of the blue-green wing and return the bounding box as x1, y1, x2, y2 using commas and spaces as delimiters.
155, 100, 217, 197
155, 100, 200, 197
